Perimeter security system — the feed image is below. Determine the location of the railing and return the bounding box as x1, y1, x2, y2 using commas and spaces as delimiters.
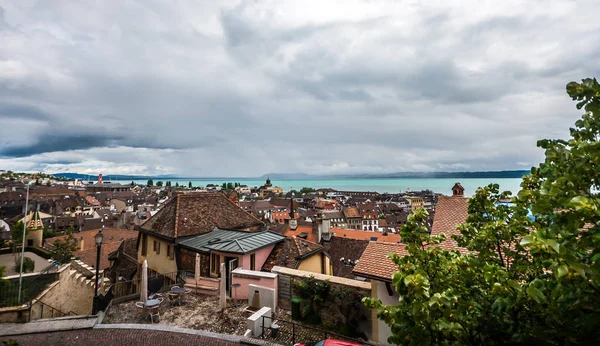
260, 315, 372, 345
28, 300, 77, 322
0, 273, 59, 308
109, 270, 186, 299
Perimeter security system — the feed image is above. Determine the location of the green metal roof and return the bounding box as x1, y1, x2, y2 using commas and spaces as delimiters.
177, 227, 285, 254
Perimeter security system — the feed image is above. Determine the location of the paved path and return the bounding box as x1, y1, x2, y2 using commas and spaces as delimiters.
3, 328, 240, 346
0, 316, 98, 336
0, 317, 245, 345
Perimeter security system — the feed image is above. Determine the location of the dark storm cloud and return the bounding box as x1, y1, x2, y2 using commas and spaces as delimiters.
0, 103, 52, 121
1, 0, 599, 176
0, 134, 122, 157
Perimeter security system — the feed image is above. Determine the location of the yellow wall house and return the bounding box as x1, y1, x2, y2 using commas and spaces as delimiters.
136, 193, 265, 277
262, 236, 333, 275
24, 210, 44, 248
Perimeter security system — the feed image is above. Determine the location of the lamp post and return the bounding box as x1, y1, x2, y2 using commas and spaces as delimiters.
17, 182, 31, 305
92, 226, 104, 314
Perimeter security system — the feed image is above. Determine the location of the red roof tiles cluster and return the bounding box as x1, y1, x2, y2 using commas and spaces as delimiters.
430, 196, 469, 253
353, 242, 408, 282
140, 193, 264, 239
46, 228, 138, 270
352, 195, 469, 281
262, 236, 324, 272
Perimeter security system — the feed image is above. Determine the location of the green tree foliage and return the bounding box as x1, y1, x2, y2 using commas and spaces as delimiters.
10, 221, 27, 253
289, 189, 299, 196
166, 181, 172, 187
156, 181, 163, 187
50, 231, 79, 264
299, 187, 316, 194
147, 179, 153, 186
188, 181, 192, 188
226, 182, 234, 190
222, 182, 227, 189
364, 78, 600, 345
14, 256, 35, 273
42, 227, 56, 240
175, 182, 179, 187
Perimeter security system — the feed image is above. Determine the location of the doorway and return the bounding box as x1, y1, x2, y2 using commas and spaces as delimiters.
225, 257, 238, 297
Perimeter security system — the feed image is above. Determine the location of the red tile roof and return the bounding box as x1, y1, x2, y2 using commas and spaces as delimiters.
140, 193, 264, 239
330, 228, 402, 243
45, 228, 138, 270
352, 242, 408, 281
283, 225, 317, 243
343, 207, 360, 219
352, 196, 469, 281
262, 236, 324, 272
430, 196, 469, 253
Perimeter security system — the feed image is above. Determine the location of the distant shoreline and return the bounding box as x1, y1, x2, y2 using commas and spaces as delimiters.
54, 170, 530, 181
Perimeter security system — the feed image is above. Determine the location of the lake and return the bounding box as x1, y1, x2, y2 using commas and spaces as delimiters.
115, 177, 525, 197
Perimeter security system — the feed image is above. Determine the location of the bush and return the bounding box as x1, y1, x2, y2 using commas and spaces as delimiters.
14, 256, 35, 273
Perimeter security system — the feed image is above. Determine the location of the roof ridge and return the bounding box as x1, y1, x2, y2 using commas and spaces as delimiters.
234, 239, 245, 252
218, 192, 265, 226
174, 194, 180, 238
292, 236, 302, 256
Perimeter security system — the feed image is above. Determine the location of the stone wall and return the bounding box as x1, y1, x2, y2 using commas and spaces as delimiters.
35, 264, 98, 316
271, 266, 373, 341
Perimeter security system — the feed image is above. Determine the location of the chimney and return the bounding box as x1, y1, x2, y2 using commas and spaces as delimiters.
289, 198, 298, 230
98, 174, 103, 184
317, 217, 331, 243
452, 182, 464, 197
79, 236, 84, 251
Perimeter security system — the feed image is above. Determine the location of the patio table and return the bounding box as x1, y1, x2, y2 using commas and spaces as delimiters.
143, 298, 162, 322
144, 299, 161, 308
169, 287, 189, 305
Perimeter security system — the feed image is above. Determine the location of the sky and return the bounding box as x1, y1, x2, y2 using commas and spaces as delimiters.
1, 0, 599, 177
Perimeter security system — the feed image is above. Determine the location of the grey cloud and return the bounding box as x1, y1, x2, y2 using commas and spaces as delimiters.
0, 133, 122, 157
1, 1, 599, 176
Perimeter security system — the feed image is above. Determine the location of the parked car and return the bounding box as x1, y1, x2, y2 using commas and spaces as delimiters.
294, 340, 364, 346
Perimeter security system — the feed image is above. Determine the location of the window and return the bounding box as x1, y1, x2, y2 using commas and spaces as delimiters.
250, 253, 256, 271
155, 241, 160, 254
211, 253, 220, 275
166, 245, 174, 260
142, 234, 148, 256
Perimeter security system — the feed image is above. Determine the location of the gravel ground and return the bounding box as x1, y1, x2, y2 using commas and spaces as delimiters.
103, 295, 249, 335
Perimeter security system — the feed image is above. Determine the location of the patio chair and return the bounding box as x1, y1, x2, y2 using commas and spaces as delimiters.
147, 297, 164, 323
167, 292, 179, 306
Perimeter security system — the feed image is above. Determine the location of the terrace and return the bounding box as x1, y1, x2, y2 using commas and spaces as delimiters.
103, 294, 249, 335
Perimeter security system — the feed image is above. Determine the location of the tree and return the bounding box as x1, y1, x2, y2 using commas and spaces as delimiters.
175, 182, 179, 187
365, 78, 600, 345
42, 227, 56, 240
299, 187, 316, 194
14, 256, 34, 273
156, 181, 163, 187
289, 189, 299, 196
226, 182, 234, 190
147, 179, 153, 186
222, 182, 227, 189
11, 221, 27, 253
131, 181, 135, 186
50, 231, 79, 264
188, 181, 192, 188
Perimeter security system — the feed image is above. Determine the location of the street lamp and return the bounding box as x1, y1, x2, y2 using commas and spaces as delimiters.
92, 227, 104, 314
17, 182, 31, 305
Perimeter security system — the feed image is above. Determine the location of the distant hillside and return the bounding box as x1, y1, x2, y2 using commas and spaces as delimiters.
261, 170, 530, 180
54, 173, 176, 181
